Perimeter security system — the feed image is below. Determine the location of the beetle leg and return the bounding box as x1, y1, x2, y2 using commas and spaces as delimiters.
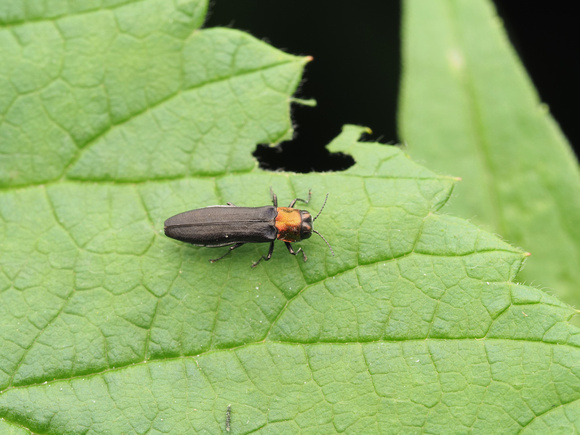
288, 190, 312, 208
270, 188, 278, 207
285, 242, 307, 262
209, 243, 244, 263
251, 241, 275, 268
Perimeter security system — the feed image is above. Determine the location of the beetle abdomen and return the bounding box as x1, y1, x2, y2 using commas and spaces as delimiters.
164, 206, 277, 246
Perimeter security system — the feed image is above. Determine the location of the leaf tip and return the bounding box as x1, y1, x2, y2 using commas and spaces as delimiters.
291, 98, 317, 107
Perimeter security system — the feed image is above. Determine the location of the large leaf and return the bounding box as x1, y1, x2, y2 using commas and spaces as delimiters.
2, 0, 580, 433
399, 0, 580, 306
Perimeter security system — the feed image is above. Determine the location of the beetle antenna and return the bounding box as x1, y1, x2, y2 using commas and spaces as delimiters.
313, 193, 329, 221
313, 230, 335, 256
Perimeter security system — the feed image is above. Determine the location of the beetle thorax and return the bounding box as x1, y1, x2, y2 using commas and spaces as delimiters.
275, 207, 311, 242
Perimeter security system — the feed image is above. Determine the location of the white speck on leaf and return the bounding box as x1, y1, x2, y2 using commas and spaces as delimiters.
447, 47, 464, 71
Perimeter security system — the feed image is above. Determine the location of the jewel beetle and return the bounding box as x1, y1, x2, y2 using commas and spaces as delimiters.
164, 190, 334, 267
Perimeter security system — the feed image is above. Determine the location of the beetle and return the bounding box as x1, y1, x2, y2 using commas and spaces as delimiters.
164, 190, 334, 267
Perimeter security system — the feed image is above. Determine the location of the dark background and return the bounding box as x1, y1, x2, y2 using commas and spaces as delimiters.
205, 1, 580, 172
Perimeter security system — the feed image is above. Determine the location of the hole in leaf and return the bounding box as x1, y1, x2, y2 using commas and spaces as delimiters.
207, 1, 402, 173
253, 142, 355, 173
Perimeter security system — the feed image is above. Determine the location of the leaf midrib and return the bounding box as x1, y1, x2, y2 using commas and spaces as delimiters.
445, 1, 506, 236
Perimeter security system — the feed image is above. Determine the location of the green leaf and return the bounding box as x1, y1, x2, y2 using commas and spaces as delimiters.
0, 419, 29, 435
1, 1, 580, 433
399, 0, 580, 305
